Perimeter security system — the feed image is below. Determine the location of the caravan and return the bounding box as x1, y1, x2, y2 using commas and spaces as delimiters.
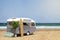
7, 18, 36, 36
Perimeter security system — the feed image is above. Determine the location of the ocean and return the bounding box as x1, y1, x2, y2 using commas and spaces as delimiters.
1, 23, 60, 26
0, 23, 60, 30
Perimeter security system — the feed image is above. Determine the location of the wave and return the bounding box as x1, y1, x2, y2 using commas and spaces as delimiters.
0, 26, 7, 30
36, 26, 60, 29
0, 26, 60, 30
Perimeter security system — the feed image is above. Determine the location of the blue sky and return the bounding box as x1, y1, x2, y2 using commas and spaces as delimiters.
0, 0, 60, 23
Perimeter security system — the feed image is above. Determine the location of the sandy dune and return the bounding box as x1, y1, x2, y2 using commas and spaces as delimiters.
0, 30, 60, 40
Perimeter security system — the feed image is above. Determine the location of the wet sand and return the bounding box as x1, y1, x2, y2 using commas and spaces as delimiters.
0, 29, 60, 40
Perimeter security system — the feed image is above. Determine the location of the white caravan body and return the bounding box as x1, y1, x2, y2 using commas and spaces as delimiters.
7, 18, 36, 35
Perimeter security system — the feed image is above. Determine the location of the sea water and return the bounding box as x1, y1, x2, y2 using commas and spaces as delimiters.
0, 23, 60, 30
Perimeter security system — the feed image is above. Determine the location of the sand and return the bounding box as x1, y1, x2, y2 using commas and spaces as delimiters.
0, 29, 60, 40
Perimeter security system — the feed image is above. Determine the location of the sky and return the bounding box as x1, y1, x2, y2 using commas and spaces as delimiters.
0, 0, 60, 23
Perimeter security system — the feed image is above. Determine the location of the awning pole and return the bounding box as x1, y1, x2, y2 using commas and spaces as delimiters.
19, 18, 24, 37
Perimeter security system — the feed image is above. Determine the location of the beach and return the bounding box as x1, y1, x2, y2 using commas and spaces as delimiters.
0, 29, 60, 40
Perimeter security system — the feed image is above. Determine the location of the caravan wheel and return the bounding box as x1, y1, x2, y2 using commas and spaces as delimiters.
27, 31, 30, 35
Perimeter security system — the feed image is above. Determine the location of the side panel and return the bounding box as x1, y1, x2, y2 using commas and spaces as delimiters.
23, 26, 36, 34
15, 27, 20, 34
7, 25, 14, 33
15, 26, 36, 34
29, 26, 36, 33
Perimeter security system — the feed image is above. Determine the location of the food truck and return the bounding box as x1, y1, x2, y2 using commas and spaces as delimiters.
7, 18, 36, 36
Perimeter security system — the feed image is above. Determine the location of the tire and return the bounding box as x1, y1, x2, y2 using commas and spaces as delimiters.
27, 31, 30, 35
17, 34, 21, 37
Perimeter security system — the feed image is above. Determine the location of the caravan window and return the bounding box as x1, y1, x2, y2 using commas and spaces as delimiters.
8, 22, 13, 26
31, 22, 35, 26
23, 23, 28, 26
